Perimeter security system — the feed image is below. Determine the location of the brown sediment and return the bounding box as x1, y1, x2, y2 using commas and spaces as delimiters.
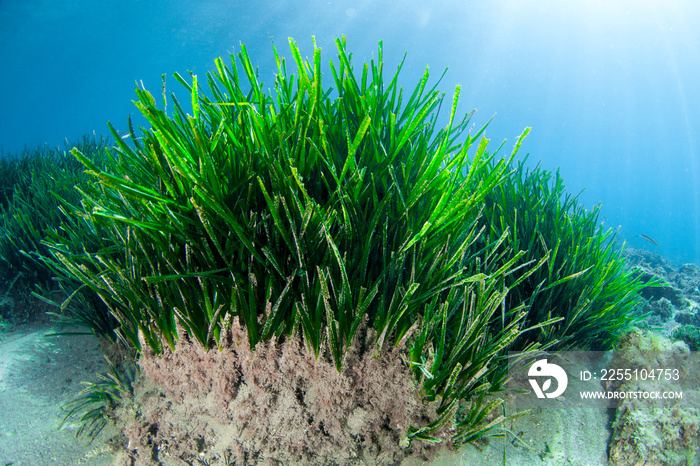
113, 317, 452, 465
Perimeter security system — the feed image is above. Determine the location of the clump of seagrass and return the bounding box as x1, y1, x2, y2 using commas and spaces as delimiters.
50, 35, 536, 451
120, 317, 448, 465
42, 34, 653, 461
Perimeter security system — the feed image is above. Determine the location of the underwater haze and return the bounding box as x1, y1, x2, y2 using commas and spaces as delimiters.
1, 0, 699, 265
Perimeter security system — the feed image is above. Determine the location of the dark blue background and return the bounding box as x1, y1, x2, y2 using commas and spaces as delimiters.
1, 0, 698, 265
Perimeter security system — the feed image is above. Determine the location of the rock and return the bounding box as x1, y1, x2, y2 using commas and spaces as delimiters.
608, 330, 700, 465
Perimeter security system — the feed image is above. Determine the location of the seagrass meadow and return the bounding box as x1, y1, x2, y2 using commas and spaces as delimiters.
0, 136, 109, 324
6, 36, 651, 463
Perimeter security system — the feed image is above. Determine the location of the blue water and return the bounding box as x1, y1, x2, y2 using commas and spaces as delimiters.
1, 0, 699, 265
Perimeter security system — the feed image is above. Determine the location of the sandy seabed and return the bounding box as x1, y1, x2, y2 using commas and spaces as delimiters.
0, 324, 115, 465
